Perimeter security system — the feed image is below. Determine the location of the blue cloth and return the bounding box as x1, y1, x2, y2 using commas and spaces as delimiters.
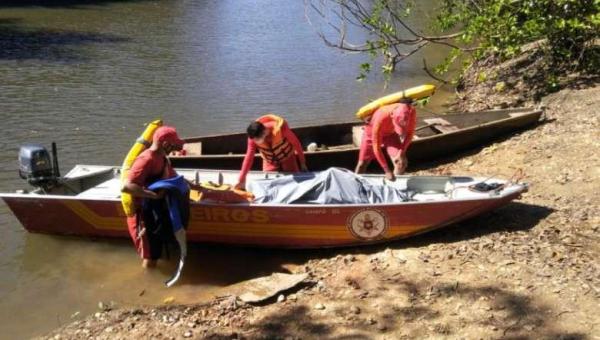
147, 175, 190, 232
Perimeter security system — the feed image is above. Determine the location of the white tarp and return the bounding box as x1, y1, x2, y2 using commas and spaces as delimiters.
248, 168, 411, 204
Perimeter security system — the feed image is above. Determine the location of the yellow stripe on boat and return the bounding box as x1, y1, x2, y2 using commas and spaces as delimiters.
63, 201, 427, 240
64, 201, 125, 230
356, 84, 436, 120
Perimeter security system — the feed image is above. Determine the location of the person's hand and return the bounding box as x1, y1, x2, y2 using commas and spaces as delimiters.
234, 182, 245, 190
151, 189, 166, 199
300, 163, 308, 172
394, 153, 408, 174
385, 171, 396, 181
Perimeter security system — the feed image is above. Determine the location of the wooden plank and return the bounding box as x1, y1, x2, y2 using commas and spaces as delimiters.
423, 118, 460, 134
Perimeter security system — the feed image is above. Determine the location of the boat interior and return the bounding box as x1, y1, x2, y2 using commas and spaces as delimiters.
11, 165, 519, 204
180, 108, 537, 156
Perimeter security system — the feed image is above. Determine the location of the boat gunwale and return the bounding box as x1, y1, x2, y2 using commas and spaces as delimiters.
0, 182, 527, 208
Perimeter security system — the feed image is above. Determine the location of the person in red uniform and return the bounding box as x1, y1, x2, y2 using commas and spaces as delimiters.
121, 126, 185, 268
235, 114, 307, 190
355, 98, 417, 181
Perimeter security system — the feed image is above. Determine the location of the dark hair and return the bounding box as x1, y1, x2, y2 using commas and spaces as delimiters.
398, 97, 414, 105
247, 121, 266, 138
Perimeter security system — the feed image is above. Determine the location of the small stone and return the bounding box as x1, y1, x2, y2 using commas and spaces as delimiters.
367, 317, 376, 325
183, 330, 193, 338
377, 323, 387, 331
396, 254, 407, 264
277, 294, 286, 303
344, 255, 356, 264
314, 303, 325, 310
350, 306, 361, 315
105, 327, 113, 333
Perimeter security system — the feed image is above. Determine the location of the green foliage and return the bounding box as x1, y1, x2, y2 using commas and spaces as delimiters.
357, 62, 373, 81
348, 0, 599, 84
435, 0, 599, 73
414, 97, 430, 107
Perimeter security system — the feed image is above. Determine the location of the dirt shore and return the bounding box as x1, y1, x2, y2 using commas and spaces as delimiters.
43, 83, 599, 339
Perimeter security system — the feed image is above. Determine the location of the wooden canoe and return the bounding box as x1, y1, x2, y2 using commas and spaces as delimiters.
170, 107, 543, 170
0, 165, 526, 249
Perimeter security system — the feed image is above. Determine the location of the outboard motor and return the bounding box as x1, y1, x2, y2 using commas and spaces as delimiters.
18, 143, 59, 189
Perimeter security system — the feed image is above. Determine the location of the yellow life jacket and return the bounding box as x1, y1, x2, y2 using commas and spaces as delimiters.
190, 183, 254, 203
255, 114, 294, 165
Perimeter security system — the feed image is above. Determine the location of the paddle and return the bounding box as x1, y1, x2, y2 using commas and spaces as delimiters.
165, 228, 187, 287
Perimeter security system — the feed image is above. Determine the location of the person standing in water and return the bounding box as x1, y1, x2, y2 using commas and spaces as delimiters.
121, 126, 184, 268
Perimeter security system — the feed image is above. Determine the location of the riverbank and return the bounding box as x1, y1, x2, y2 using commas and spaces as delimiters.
42, 82, 599, 339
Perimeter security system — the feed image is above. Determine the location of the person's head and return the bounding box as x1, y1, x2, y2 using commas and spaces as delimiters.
392, 100, 416, 135
153, 126, 184, 154
247, 121, 268, 144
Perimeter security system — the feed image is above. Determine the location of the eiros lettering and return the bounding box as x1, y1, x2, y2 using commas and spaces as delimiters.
191, 207, 269, 223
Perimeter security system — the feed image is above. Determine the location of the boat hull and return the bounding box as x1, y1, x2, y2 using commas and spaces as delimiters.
1, 191, 522, 248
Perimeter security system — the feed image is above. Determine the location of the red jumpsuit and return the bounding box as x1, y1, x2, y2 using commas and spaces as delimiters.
238, 119, 306, 184
126, 149, 176, 259
358, 103, 417, 172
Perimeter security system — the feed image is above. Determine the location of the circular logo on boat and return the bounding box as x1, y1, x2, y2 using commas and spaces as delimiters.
347, 209, 388, 240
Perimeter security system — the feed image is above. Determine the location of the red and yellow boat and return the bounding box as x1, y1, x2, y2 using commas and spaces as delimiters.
1, 165, 526, 248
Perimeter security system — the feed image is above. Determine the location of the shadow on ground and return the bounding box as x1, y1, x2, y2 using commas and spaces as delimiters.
0, 17, 128, 62
204, 277, 587, 339
173, 200, 553, 287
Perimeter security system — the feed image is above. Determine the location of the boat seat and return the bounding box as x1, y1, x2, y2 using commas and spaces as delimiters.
183, 142, 202, 156
406, 176, 452, 193
412, 192, 448, 201
77, 178, 122, 198
423, 118, 459, 134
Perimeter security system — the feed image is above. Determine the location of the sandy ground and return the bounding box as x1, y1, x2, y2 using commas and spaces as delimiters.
42, 84, 599, 339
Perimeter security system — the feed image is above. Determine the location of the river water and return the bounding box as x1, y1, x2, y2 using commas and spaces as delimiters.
0, 1, 450, 338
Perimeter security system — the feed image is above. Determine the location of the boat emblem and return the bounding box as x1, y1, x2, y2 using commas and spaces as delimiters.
347, 209, 388, 240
